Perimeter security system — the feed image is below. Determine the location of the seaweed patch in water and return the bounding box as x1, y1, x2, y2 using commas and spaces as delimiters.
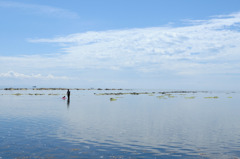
185, 96, 195, 99
110, 98, 117, 101
167, 94, 175, 98
12, 93, 23, 96
157, 96, 167, 99
48, 94, 60, 95
34, 93, 45, 95
204, 96, 219, 99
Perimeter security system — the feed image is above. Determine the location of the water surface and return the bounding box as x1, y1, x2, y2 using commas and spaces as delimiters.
0, 89, 239, 158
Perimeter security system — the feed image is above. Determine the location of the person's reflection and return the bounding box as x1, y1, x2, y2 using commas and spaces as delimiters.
67, 99, 70, 109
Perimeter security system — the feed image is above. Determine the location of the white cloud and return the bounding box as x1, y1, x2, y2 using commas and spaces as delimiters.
1, 11, 240, 89
28, 12, 240, 76
0, 71, 69, 80
0, 1, 78, 18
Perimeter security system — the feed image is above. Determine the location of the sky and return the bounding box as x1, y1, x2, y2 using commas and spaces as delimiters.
0, 0, 240, 90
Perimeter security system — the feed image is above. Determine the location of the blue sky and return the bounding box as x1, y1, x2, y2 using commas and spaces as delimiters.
1, 0, 240, 90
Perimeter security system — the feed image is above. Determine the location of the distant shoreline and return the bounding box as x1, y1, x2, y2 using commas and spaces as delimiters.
1, 88, 129, 91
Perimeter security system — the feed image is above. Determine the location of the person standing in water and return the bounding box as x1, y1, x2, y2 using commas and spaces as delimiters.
67, 89, 70, 100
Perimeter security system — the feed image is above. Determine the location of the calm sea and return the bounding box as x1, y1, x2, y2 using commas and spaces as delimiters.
0, 89, 239, 158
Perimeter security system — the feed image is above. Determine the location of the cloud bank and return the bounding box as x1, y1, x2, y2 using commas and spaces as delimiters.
1, 11, 240, 89
30, 12, 240, 75
0, 71, 69, 80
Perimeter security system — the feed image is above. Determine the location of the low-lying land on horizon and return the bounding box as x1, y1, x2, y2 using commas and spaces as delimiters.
2, 88, 128, 91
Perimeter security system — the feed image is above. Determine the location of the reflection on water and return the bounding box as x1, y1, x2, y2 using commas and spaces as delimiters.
67, 99, 70, 109
0, 90, 240, 158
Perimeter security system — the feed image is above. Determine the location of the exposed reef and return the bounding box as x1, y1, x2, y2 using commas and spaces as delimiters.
94, 91, 198, 96
1, 89, 235, 100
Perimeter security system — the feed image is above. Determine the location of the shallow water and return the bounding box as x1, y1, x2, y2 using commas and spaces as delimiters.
0, 90, 240, 158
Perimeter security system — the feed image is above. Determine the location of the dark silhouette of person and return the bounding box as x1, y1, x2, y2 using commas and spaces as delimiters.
67, 89, 70, 100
